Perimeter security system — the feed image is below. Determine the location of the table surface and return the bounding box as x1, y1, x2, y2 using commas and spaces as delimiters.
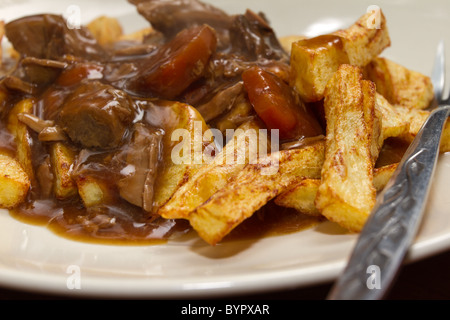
1, 248, 449, 300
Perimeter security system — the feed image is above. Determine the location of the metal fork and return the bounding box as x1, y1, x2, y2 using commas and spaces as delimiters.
327, 41, 450, 300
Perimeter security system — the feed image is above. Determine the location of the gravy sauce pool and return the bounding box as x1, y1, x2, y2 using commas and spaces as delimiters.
9, 196, 323, 245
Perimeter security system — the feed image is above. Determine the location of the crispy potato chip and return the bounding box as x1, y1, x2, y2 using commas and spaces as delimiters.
315, 65, 380, 232
365, 57, 434, 109
76, 175, 113, 208
375, 93, 410, 140
395, 106, 450, 153
279, 34, 307, 54
275, 179, 322, 216
158, 119, 269, 219
275, 163, 399, 216
190, 141, 325, 245
119, 27, 154, 42
290, 9, 390, 102
0, 153, 30, 208
0, 20, 4, 66
151, 102, 210, 212
7, 98, 35, 186
50, 142, 78, 200
87, 16, 123, 45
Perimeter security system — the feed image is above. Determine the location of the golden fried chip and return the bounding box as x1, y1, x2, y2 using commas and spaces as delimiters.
0, 153, 30, 209
87, 16, 123, 45
158, 119, 269, 219
290, 9, 390, 102
190, 141, 325, 245
365, 57, 434, 109
7, 98, 35, 186
151, 102, 210, 212
50, 142, 78, 200
315, 65, 380, 232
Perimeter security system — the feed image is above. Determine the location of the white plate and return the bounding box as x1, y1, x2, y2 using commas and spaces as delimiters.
1, 0, 450, 299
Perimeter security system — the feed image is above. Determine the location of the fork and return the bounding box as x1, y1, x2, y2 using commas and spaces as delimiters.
327, 41, 450, 300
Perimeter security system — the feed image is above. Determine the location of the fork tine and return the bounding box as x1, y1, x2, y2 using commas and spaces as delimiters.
431, 40, 446, 102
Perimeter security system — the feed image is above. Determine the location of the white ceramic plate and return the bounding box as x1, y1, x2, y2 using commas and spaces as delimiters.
1, 0, 450, 299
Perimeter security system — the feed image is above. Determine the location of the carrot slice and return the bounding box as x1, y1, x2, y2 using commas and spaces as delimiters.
242, 66, 323, 140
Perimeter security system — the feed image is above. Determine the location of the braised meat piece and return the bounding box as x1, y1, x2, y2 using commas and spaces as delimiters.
117, 123, 162, 212
229, 10, 288, 62
21, 57, 67, 85
4, 14, 107, 61
58, 81, 136, 149
129, 0, 232, 48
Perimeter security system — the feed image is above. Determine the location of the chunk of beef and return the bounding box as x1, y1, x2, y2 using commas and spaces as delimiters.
4, 14, 107, 61
195, 81, 243, 122
117, 123, 162, 212
58, 81, 135, 149
229, 10, 288, 61
21, 57, 67, 85
129, 0, 231, 48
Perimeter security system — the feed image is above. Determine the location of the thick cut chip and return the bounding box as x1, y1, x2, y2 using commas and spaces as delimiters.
364, 57, 434, 109
373, 163, 398, 191
87, 16, 123, 46
158, 119, 269, 219
274, 178, 322, 216
315, 65, 380, 232
279, 34, 307, 54
119, 27, 154, 42
50, 142, 78, 200
76, 175, 113, 208
290, 9, 390, 102
0, 21, 4, 66
7, 98, 35, 186
189, 141, 325, 246
275, 163, 398, 216
333, 10, 390, 67
0, 153, 30, 208
151, 102, 210, 212
375, 93, 410, 140
394, 106, 450, 153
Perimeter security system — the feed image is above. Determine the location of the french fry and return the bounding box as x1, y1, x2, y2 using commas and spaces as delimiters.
315, 65, 380, 232
0, 20, 4, 66
274, 179, 322, 216
375, 93, 410, 140
87, 16, 123, 46
189, 141, 325, 245
118, 27, 154, 42
279, 34, 307, 54
275, 163, 399, 216
76, 175, 113, 207
334, 10, 391, 68
0, 153, 30, 208
275, 93, 405, 217
7, 98, 35, 186
290, 9, 390, 102
365, 57, 434, 109
151, 102, 210, 212
50, 142, 78, 200
158, 119, 268, 219
394, 106, 450, 153
373, 162, 398, 191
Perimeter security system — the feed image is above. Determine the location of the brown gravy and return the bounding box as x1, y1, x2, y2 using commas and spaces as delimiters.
8, 196, 322, 246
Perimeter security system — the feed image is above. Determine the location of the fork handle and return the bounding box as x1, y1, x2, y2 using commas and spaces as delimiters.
328, 104, 450, 300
